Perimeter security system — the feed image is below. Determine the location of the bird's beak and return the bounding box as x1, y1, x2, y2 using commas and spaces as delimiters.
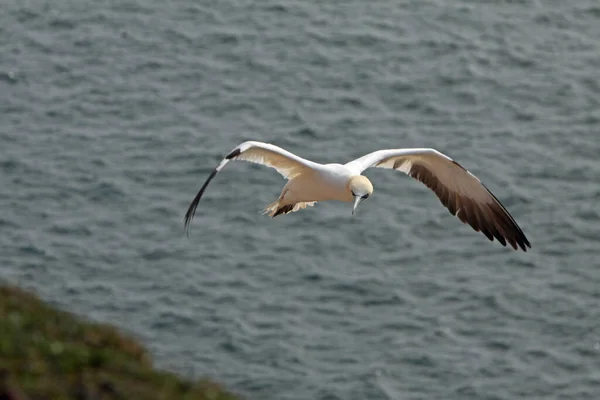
352, 196, 363, 215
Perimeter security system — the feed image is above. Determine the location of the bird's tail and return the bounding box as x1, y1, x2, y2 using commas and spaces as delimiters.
262, 200, 316, 217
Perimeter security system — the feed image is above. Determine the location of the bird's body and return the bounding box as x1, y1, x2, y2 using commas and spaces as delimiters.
184, 141, 531, 251
264, 163, 354, 216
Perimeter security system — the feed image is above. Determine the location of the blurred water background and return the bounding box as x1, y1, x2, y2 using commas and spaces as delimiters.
1, 1, 600, 399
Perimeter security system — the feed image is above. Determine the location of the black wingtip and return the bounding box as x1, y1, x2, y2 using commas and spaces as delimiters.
226, 148, 241, 159
479, 182, 532, 253
184, 147, 241, 237
183, 168, 219, 236
517, 236, 532, 252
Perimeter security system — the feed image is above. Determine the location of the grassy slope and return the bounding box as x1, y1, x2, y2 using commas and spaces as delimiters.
0, 285, 239, 400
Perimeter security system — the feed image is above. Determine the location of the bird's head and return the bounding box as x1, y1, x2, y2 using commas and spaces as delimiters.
348, 176, 374, 215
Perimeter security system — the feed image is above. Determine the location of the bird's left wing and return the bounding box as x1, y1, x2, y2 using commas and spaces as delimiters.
184, 141, 319, 234
345, 148, 531, 251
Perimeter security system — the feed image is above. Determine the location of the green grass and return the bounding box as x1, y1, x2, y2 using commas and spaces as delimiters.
0, 284, 239, 400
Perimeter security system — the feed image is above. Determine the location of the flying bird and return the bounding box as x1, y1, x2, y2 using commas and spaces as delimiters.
184, 141, 531, 251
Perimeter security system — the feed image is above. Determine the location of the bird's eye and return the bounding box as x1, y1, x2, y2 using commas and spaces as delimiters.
362, 194, 369, 199
351, 191, 357, 196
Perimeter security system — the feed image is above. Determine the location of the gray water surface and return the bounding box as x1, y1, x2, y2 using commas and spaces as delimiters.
2, 1, 600, 399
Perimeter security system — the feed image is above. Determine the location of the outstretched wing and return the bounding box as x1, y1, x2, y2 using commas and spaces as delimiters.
184, 141, 319, 234
346, 148, 531, 251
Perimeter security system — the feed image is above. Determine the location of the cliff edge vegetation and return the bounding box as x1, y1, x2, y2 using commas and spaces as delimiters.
0, 284, 238, 400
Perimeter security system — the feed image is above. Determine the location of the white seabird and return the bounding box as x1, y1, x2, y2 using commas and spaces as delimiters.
184, 141, 531, 251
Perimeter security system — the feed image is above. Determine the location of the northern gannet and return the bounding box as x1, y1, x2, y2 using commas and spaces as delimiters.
184, 141, 531, 251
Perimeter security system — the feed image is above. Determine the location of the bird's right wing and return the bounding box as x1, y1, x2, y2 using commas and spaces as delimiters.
345, 148, 531, 251
184, 141, 319, 233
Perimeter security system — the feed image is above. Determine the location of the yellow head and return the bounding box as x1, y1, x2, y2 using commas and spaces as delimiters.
348, 176, 374, 215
